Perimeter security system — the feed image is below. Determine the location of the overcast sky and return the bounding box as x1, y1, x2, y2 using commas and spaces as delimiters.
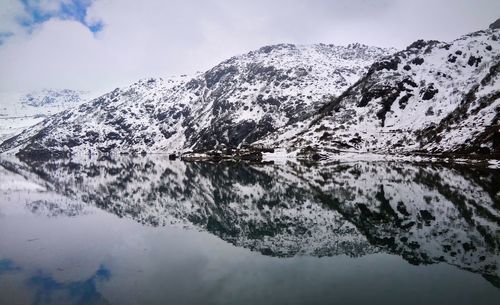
0, 0, 499, 94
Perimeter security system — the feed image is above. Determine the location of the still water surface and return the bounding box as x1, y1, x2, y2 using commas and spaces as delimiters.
0, 157, 499, 305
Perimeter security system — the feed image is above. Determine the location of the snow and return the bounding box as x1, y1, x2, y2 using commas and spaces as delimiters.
0, 90, 95, 143
261, 148, 297, 164
0, 166, 45, 192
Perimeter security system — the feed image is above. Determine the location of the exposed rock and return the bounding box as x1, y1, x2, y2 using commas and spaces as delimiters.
421, 84, 439, 100
489, 18, 500, 30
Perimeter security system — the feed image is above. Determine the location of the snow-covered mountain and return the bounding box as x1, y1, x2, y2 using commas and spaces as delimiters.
1, 22, 499, 160
0, 90, 92, 143
21, 89, 89, 107
261, 23, 500, 158
0, 44, 393, 157
1, 157, 498, 283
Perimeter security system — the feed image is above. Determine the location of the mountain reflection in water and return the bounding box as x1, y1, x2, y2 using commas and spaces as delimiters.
0, 156, 499, 304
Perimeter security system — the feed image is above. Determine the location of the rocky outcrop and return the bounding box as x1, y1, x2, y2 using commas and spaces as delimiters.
490, 18, 500, 30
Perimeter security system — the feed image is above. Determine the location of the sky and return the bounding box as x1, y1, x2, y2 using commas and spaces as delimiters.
0, 0, 499, 94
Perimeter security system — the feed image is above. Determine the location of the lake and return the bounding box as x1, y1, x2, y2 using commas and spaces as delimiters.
0, 156, 499, 305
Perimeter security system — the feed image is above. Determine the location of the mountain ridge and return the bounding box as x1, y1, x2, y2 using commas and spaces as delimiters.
1, 25, 499, 160
259, 27, 500, 159
0, 43, 393, 157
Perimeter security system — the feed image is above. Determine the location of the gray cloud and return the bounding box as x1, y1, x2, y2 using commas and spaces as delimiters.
0, 0, 498, 93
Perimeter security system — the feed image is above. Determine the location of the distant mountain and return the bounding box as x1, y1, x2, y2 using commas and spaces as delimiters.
0, 44, 393, 157
21, 89, 90, 107
261, 26, 500, 158
0, 89, 92, 143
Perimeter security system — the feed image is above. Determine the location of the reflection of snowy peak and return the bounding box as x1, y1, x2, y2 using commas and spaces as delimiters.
0, 44, 393, 156
0, 165, 90, 218
3, 157, 499, 284
9, 158, 375, 258
296, 162, 500, 278
262, 28, 500, 156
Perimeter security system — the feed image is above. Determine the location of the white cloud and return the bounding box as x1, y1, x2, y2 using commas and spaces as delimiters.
0, 0, 30, 36
0, 19, 112, 92
0, 0, 499, 94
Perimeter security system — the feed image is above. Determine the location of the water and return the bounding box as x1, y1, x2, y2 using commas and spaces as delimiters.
0, 156, 499, 305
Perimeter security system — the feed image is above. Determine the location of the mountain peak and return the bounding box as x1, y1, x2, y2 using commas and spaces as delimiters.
260, 28, 500, 158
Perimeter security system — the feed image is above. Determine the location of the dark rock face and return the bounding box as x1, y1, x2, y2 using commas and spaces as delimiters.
398, 94, 412, 109
468, 55, 483, 67
204, 65, 239, 88
411, 57, 424, 65
489, 18, 500, 30
372, 57, 401, 71
421, 84, 439, 100
406, 40, 430, 50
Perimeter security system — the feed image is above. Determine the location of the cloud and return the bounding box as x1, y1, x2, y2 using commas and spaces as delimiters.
0, 0, 499, 93
16, 0, 102, 33
0, 19, 110, 92
0, 0, 29, 37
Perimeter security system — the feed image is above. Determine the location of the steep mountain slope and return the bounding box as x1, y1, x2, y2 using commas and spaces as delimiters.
261, 25, 500, 158
0, 90, 92, 143
0, 44, 393, 157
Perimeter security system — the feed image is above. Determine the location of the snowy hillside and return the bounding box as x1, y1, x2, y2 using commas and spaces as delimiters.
261, 25, 500, 158
0, 90, 92, 143
0, 44, 393, 157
